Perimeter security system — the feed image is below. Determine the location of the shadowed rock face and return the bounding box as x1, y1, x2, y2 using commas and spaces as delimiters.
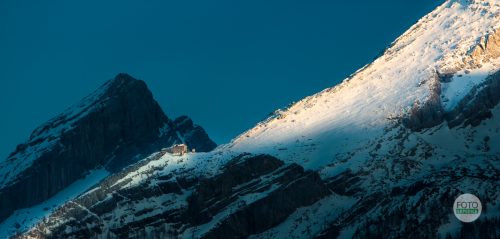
173, 116, 217, 152
315, 154, 500, 239
403, 73, 444, 131
403, 29, 500, 132
445, 70, 500, 128
404, 69, 500, 131
0, 73, 216, 223
17, 154, 330, 239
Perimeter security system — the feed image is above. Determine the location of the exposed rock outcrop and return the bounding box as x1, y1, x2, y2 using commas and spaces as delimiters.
173, 115, 217, 152
405, 67, 500, 131
18, 154, 330, 239
0, 73, 216, 223
316, 155, 500, 239
403, 73, 444, 131
466, 29, 500, 68
404, 29, 500, 131
438, 29, 500, 76
445, 70, 500, 128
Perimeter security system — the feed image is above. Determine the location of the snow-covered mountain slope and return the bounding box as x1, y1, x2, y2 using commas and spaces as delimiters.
229, 0, 500, 173
18, 152, 334, 239
0, 168, 109, 238
16, 1, 500, 238
0, 73, 216, 227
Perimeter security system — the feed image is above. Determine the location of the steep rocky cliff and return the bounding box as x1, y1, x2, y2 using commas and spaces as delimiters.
0, 73, 216, 224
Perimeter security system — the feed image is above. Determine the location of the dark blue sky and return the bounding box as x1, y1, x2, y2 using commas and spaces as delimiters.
0, 0, 441, 159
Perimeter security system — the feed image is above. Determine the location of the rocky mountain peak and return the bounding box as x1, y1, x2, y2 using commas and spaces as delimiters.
173, 115, 194, 129
0, 73, 216, 225
106, 73, 151, 96
173, 115, 218, 152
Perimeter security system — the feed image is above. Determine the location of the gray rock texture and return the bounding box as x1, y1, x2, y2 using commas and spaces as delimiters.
0, 73, 216, 223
